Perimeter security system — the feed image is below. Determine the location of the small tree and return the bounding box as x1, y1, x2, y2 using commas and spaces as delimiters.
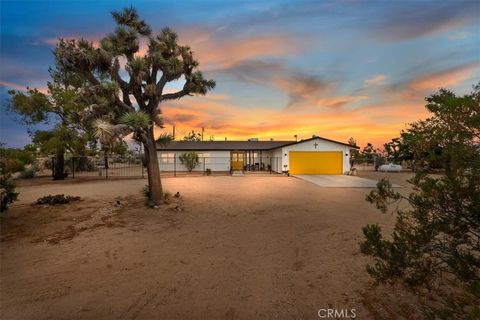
348, 137, 359, 168
179, 152, 199, 172
360, 84, 480, 319
362, 142, 376, 165
9, 63, 93, 180
0, 143, 23, 212
383, 137, 414, 166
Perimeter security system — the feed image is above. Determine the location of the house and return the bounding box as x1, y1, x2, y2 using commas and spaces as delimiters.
156, 136, 359, 175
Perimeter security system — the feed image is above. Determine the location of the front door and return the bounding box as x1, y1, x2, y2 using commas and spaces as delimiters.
231, 151, 244, 170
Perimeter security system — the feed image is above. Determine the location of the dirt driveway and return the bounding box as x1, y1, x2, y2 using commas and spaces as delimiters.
293, 174, 403, 188
1, 174, 421, 320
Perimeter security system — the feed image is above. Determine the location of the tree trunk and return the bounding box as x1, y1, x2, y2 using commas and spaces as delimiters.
53, 152, 65, 180
144, 130, 163, 206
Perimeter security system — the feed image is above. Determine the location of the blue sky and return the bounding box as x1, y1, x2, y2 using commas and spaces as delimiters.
1, 0, 479, 148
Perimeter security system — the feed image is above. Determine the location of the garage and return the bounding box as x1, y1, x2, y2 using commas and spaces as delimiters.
289, 151, 343, 174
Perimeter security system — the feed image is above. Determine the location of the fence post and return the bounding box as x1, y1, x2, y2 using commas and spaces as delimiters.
72, 157, 75, 179
104, 155, 108, 179
174, 155, 176, 177
51, 156, 55, 178
203, 157, 206, 175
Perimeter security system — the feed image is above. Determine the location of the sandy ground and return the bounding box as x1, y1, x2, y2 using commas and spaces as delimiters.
1, 172, 424, 320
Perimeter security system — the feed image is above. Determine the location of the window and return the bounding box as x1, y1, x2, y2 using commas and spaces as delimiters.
198, 153, 211, 164
160, 153, 175, 164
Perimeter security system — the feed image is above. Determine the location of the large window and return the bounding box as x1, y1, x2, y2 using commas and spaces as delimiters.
160, 153, 175, 164
198, 153, 211, 164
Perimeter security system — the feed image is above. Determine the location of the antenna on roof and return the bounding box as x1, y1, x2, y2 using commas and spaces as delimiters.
172, 125, 176, 140
201, 127, 204, 141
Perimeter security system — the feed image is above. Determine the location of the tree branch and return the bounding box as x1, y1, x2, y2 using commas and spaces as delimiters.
161, 88, 190, 101
156, 74, 168, 96
110, 58, 129, 90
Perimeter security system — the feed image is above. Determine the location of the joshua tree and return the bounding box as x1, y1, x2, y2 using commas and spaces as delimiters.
54, 7, 215, 204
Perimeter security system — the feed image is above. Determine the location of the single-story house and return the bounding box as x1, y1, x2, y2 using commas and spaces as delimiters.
156, 136, 359, 175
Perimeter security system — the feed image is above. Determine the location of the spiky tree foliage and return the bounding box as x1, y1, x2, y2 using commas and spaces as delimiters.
183, 130, 202, 141
53, 7, 215, 204
360, 84, 480, 319
9, 65, 93, 180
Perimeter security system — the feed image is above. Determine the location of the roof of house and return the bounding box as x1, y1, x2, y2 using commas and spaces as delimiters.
156, 140, 293, 151
156, 136, 359, 151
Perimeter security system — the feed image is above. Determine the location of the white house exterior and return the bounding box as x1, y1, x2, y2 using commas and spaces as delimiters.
157, 136, 358, 175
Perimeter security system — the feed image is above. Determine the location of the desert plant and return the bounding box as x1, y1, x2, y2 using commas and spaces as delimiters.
47, 7, 214, 204
360, 84, 480, 319
141, 185, 150, 199
164, 191, 172, 199
0, 175, 18, 212
19, 167, 36, 179
36, 194, 81, 205
179, 152, 200, 172
205, 168, 212, 176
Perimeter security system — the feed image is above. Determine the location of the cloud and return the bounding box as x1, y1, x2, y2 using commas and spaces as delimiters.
408, 62, 480, 91
187, 33, 298, 71
156, 94, 429, 148
0, 81, 48, 94
218, 59, 367, 109
369, 0, 479, 41
365, 74, 387, 86
448, 31, 471, 40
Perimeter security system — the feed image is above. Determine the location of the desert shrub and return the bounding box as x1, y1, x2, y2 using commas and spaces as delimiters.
205, 168, 212, 176
19, 167, 36, 179
373, 155, 385, 171
0, 175, 18, 212
36, 194, 81, 205
141, 185, 149, 198
164, 190, 172, 199
65, 156, 96, 172
179, 152, 199, 172
360, 85, 480, 319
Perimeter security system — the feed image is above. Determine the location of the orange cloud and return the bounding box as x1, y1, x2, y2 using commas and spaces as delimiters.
0, 81, 48, 94
365, 74, 387, 86
409, 62, 480, 91
156, 93, 429, 149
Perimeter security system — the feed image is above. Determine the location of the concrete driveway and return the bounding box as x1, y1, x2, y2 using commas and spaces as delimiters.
294, 174, 402, 188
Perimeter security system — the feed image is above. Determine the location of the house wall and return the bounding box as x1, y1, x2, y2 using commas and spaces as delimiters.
157, 150, 283, 172
272, 138, 352, 174
270, 148, 284, 173
157, 151, 231, 172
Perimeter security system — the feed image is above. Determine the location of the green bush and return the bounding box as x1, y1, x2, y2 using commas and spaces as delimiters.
179, 152, 199, 172
205, 168, 212, 176
0, 176, 18, 212
19, 167, 36, 179
141, 185, 149, 198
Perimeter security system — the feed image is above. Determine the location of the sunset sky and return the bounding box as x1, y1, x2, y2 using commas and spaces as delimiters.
1, 0, 479, 149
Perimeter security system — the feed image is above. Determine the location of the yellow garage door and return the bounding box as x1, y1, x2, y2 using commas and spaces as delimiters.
289, 151, 343, 174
